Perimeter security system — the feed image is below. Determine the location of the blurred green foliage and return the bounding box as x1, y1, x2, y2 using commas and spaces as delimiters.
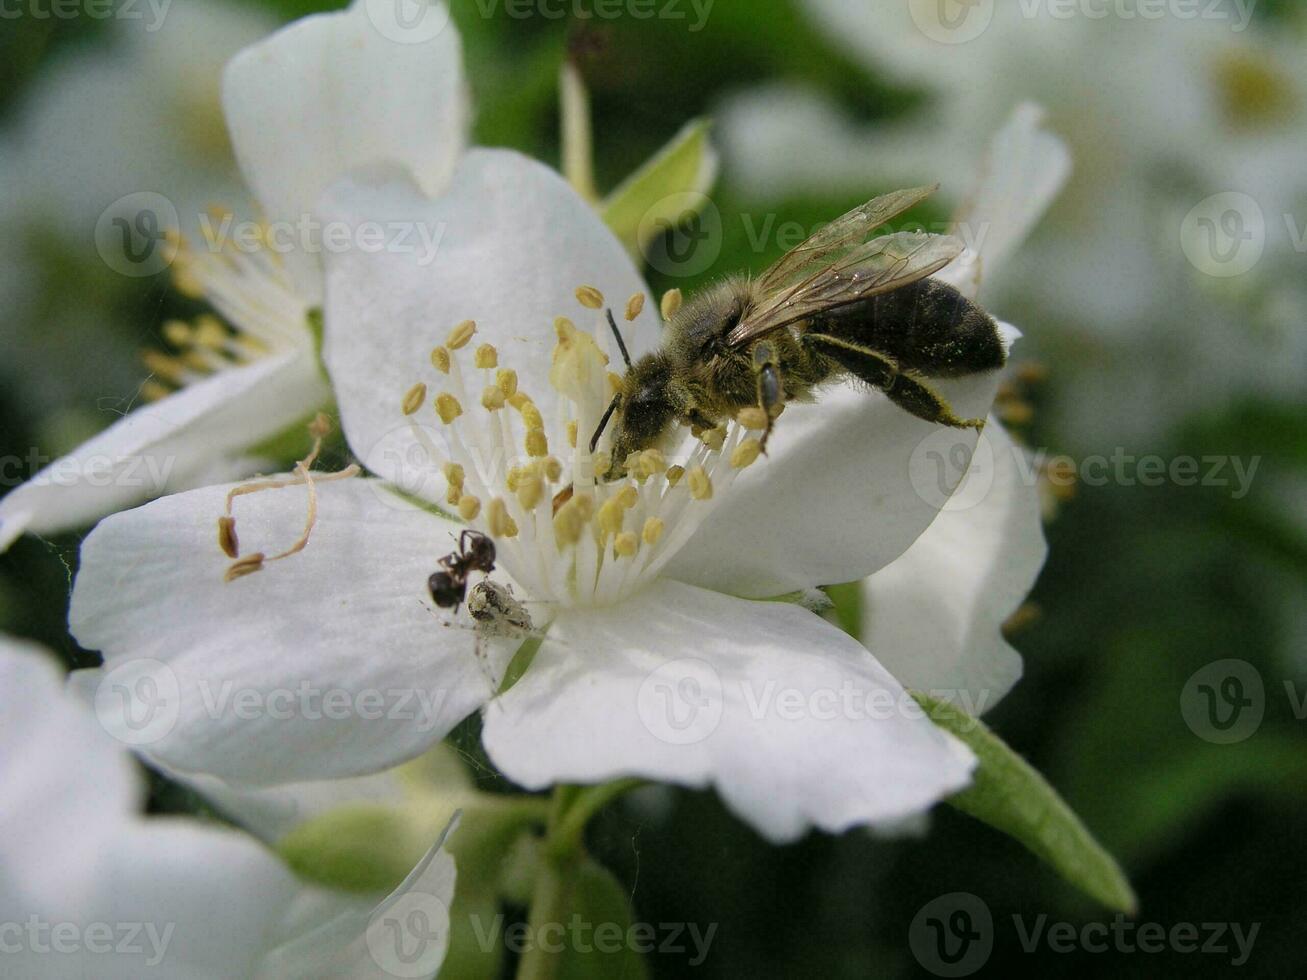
1, 1, 1304, 977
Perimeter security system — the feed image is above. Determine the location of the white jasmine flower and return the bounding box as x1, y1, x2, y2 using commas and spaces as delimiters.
68, 97, 1065, 841
2, 634, 462, 978
0, 0, 467, 551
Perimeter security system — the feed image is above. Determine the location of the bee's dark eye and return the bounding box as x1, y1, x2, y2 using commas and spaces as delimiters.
428, 571, 464, 608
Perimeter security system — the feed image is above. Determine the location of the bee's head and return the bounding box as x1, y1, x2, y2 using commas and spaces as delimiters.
602, 353, 676, 479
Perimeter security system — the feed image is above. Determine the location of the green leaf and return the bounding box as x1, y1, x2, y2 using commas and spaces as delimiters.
600, 119, 718, 259
914, 692, 1138, 913
555, 858, 650, 980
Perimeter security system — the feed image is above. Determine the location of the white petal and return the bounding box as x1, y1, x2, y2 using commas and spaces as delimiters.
319, 150, 653, 501
0, 638, 141, 912
0, 638, 297, 979
69, 477, 507, 785
862, 421, 1046, 713
666, 346, 1013, 598
948, 102, 1071, 296
257, 814, 459, 980
222, 0, 468, 301
483, 581, 974, 843
0, 350, 327, 551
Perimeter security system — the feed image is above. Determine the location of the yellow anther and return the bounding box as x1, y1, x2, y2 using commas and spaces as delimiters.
496, 368, 518, 398
447, 320, 476, 350
518, 400, 544, 431
402, 382, 428, 416
660, 288, 683, 320
596, 496, 626, 537
142, 350, 187, 385
737, 407, 769, 430
508, 391, 531, 411
700, 426, 726, 451
572, 493, 595, 520
171, 265, 204, 299
616, 484, 639, 508
555, 316, 577, 342
179, 350, 212, 373
443, 462, 465, 489
567, 420, 579, 447
474, 344, 498, 369
516, 470, 545, 511
614, 532, 639, 558
642, 517, 665, 546
731, 438, 762, 469
435, 393, 463, 424
687, 465, 713, 501
554, 501, 585, 547
193, 315, 228, 349
542, 456, 563, 482
666, 465, 685, 487
481, 385, 506, 411
593, 450, 613, 477
487, 498, 518, 538
217, 516, 240, 559
457, 495, 481, 521
505, 466, 525, 493
162, 319, 192, 347
625, 293, 645, 321
430, 346, 451, 374
141, 380, 172, 402
224, 552, 266, 582
525, 430, 549, 458
575, 285, 605, 309
638, 449, 667, 478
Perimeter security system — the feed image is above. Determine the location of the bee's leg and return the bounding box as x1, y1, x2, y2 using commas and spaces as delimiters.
808, 333, 985, 429
751, 343, 784, 450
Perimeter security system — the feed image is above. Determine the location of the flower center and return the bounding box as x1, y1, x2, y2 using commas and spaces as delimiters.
143, 208, 309, 400
402, 286, 763, 609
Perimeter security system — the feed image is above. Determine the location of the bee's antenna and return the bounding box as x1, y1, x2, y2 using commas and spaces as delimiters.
590, 392, 621, 453
605, 308, 632, 368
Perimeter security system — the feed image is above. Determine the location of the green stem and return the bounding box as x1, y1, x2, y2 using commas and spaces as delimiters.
514, 780, 646, 980
547, 779, 645, 861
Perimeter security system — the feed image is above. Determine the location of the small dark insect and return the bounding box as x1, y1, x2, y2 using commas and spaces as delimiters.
591, 185, 1006, 479
428, 530, 496, 610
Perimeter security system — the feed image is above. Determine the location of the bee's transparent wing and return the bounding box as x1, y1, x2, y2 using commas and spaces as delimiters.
726, 231, 964, 347
754, 184, 940, 292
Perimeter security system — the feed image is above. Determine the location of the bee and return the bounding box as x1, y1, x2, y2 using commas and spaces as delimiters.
428, 530, 496, 611
592, 185, 1006, 479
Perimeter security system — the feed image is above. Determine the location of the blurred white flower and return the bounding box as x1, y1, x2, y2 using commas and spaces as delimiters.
0, 0, 469, 551
0, 633, 462, 978
67, 102, 1063, 842
0, 634, 293, 977
717, 4, 1307, 440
